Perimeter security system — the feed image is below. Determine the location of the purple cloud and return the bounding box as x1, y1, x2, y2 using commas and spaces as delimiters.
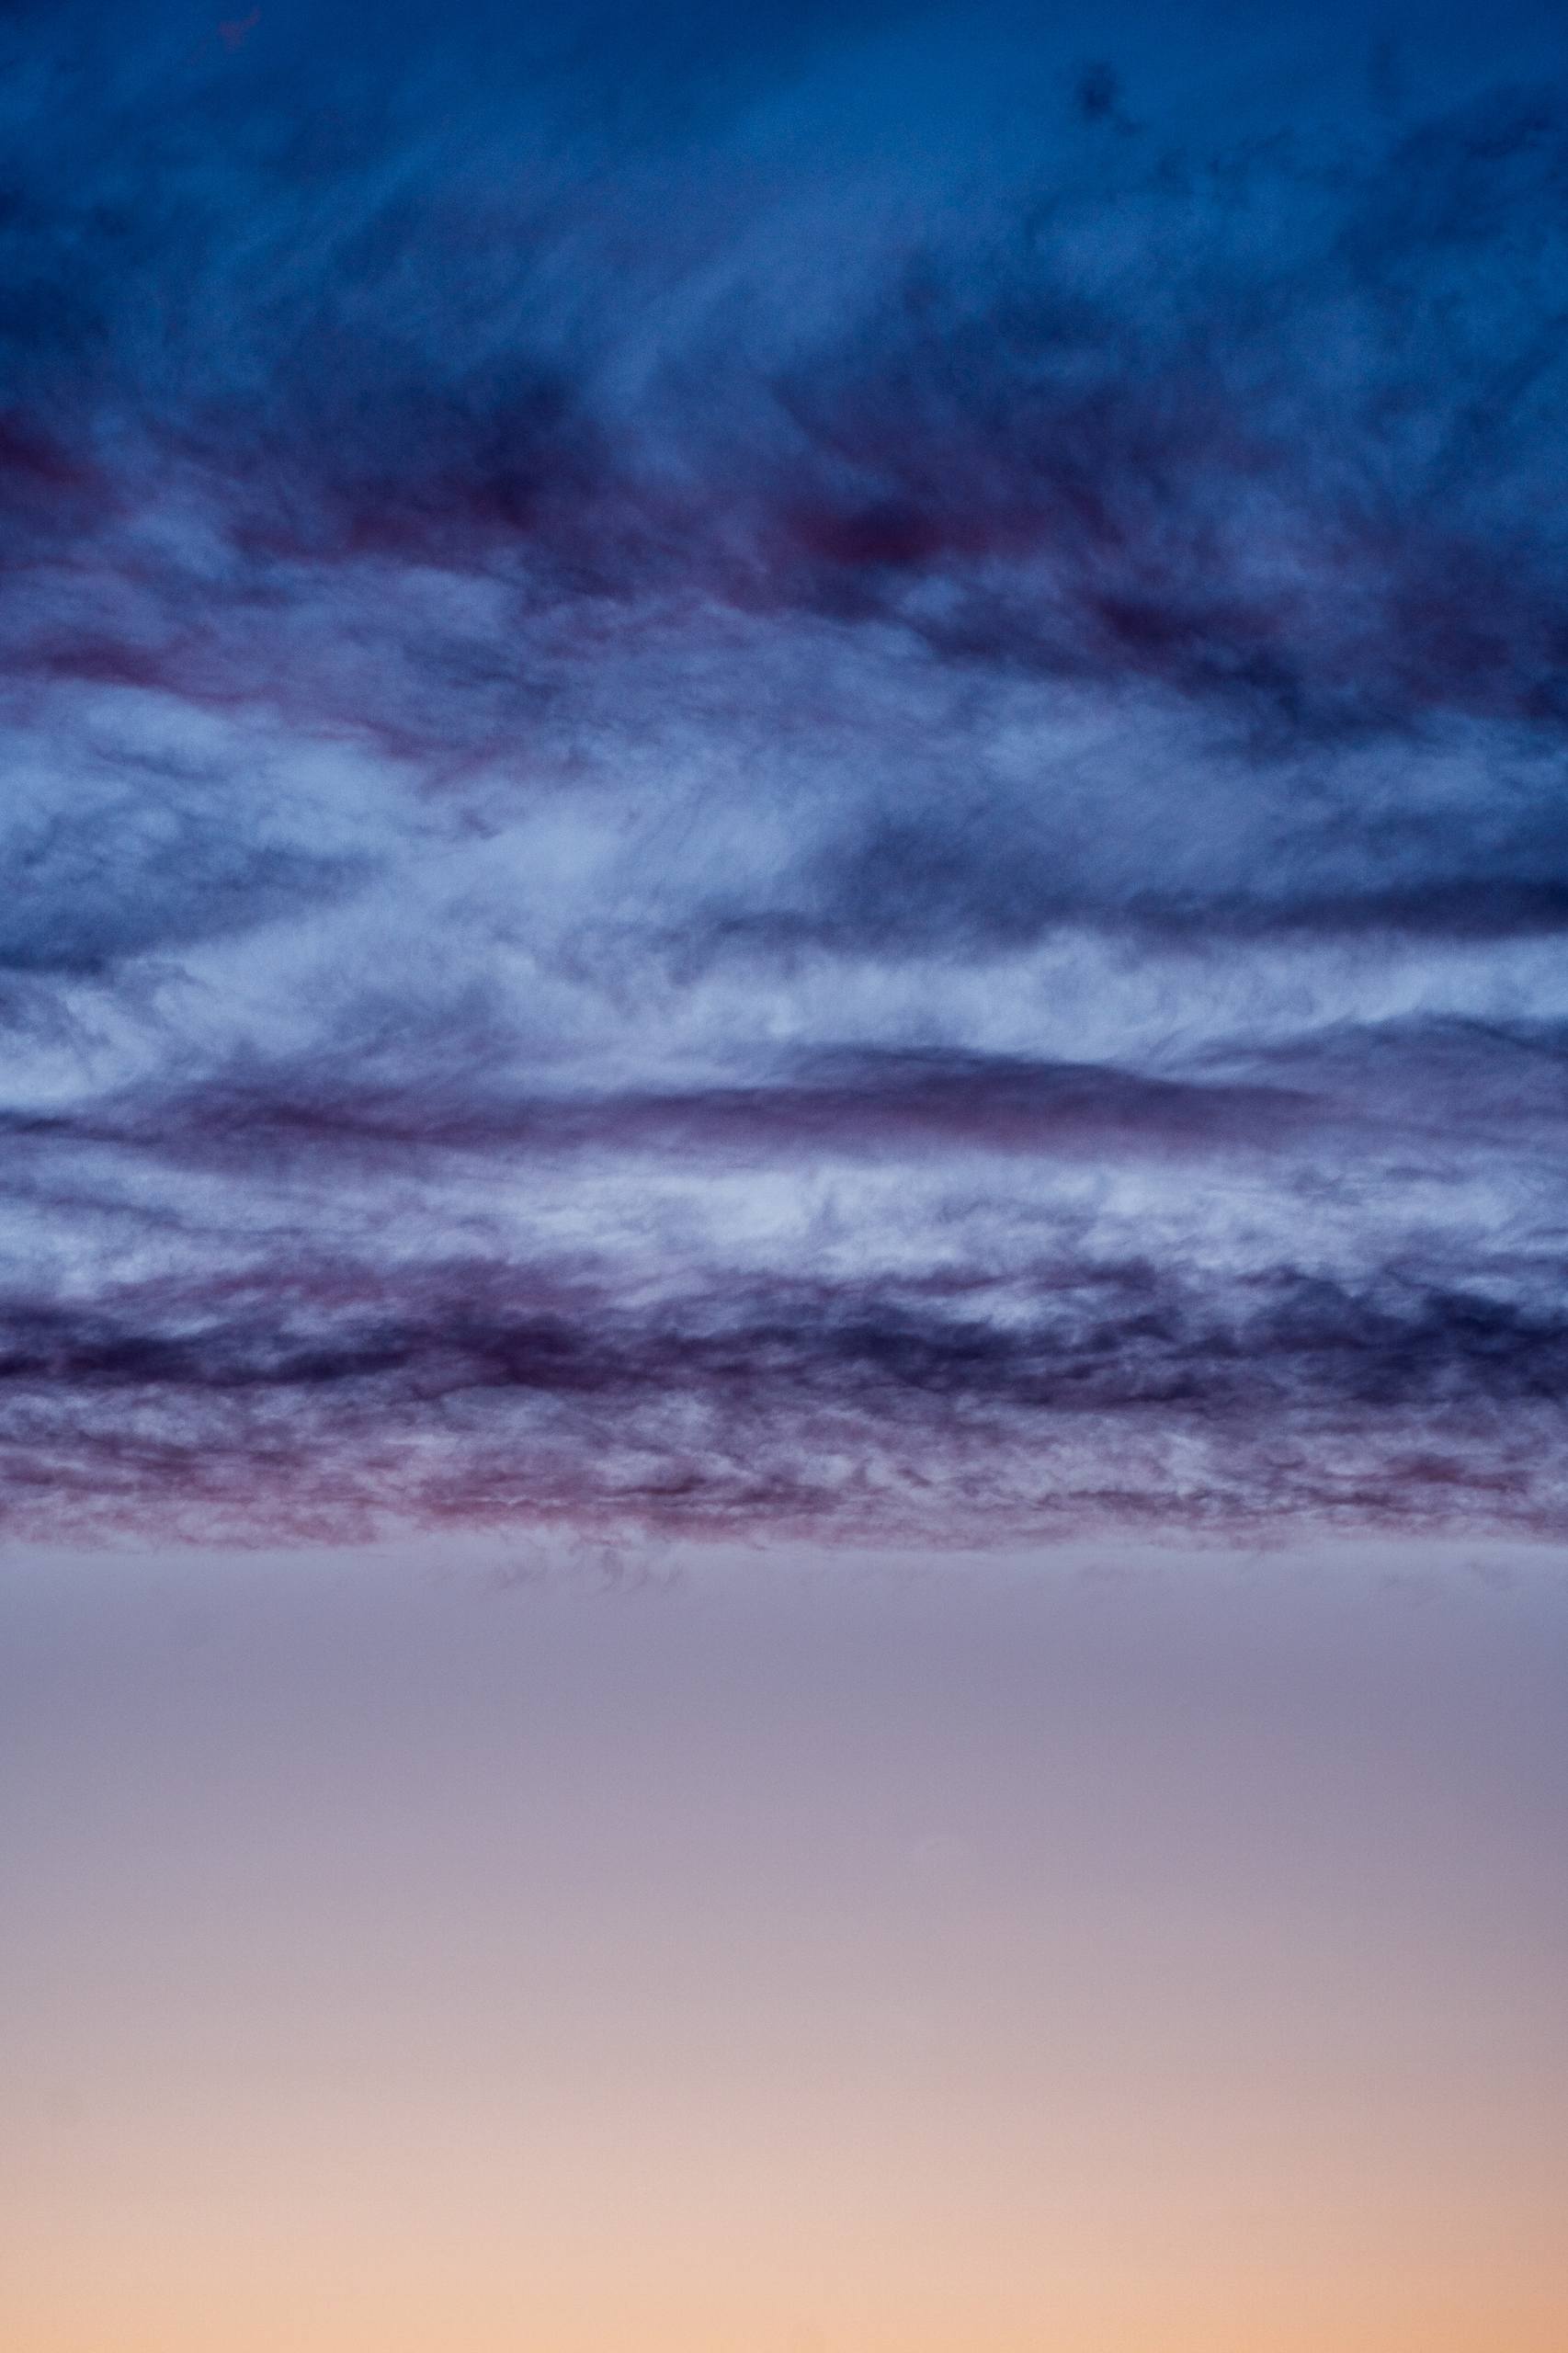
4, 0, 1567, 1543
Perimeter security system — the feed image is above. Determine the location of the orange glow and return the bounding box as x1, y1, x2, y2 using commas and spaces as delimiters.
4, 1541, 1565, 2353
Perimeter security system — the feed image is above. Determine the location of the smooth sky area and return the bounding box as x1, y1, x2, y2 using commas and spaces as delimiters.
4, 1540, 1568, 2353
5, 3, 1568, 2347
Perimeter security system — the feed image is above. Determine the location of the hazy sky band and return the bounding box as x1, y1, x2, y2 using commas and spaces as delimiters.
5, 0, 1568, 1540
5, 1539, 1567, 2353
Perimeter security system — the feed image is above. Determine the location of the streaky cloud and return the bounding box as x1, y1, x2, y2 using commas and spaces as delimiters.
4, 0, 1567, 1542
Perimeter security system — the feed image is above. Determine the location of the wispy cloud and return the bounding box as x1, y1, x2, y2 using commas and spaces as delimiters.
4, 0, 1567, 1540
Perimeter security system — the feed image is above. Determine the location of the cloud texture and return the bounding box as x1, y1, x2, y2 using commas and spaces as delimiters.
4, 0, 1568, 1541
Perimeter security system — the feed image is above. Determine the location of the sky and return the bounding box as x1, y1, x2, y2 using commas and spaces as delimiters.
5, 1539, 1568, 2353
4, 5, 1568, 2347
5, 0, 1568, 1544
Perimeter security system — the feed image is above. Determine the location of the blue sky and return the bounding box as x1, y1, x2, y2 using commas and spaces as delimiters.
4, 0, 1568, 1542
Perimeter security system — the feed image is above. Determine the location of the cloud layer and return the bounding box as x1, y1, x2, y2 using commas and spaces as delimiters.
5, 0, 1568, 1541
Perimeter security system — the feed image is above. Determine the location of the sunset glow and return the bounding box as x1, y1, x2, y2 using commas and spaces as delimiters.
4, 3, 1567, 2345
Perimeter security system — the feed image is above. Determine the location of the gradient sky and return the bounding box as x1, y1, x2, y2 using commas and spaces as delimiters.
5, 5, 1568, 2347
5, 1540, 1568, 2353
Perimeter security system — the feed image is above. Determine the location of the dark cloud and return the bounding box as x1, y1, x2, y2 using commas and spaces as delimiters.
3, 1245, 1565, 1545
4, 0, 1567, 1542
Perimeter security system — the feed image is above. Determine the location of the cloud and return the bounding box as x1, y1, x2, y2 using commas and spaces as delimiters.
3, 0, 1566, 1541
